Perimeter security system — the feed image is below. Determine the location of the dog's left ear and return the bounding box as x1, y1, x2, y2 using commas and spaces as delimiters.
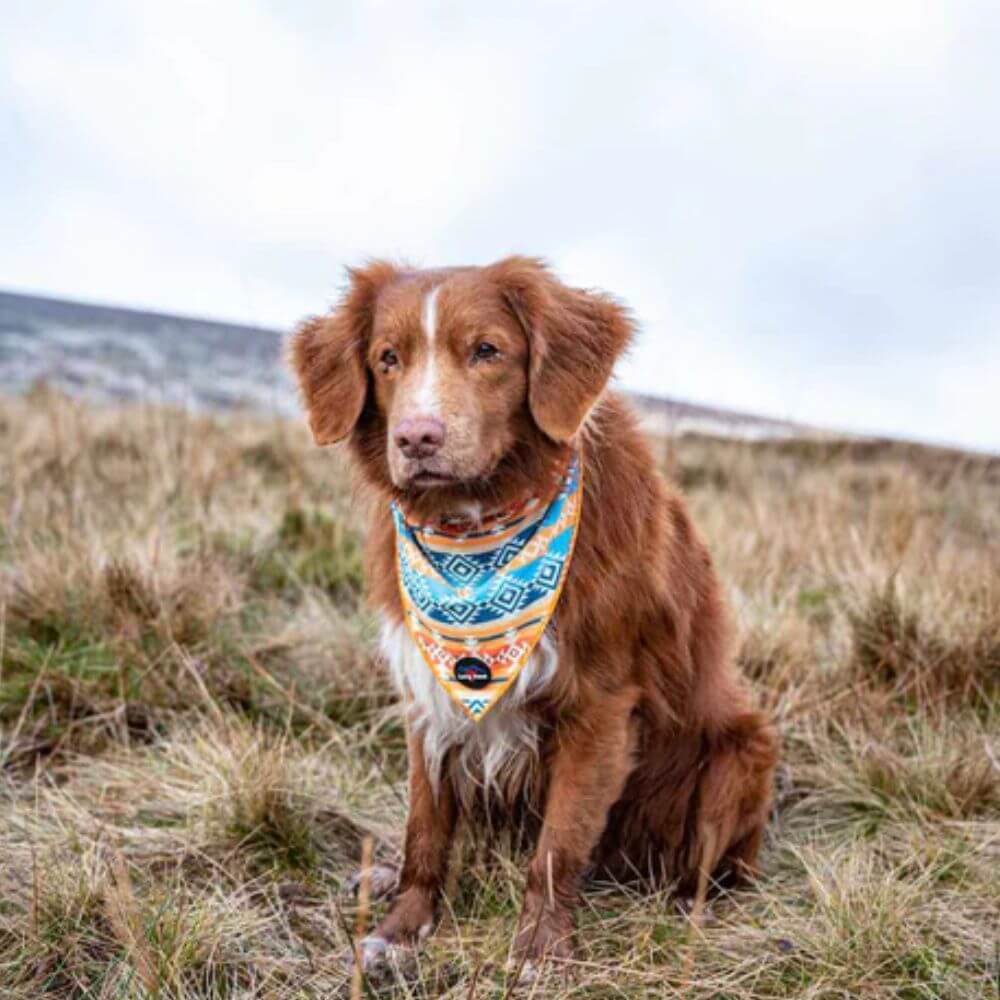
488, 256, 634, 442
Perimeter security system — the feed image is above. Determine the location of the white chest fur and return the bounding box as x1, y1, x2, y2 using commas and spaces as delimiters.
379, 618, 559, 799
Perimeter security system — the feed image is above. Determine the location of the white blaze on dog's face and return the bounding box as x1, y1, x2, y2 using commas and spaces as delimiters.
368, 272, 531, 490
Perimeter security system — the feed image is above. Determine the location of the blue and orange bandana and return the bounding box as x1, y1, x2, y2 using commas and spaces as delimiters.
391, 453, 583, 721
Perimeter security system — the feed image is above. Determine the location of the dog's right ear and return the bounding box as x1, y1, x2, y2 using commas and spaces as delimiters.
288, 261, 398, 445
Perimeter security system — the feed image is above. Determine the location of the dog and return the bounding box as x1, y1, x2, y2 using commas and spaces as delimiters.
290, 257, 778, 968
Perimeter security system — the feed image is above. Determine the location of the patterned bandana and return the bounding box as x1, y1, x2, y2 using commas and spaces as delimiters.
391, 452, 583, 721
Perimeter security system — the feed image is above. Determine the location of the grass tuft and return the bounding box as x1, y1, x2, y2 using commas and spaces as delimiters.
850, 579, 1000, 710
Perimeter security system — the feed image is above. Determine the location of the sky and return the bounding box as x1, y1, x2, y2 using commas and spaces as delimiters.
1, 1, 998, 451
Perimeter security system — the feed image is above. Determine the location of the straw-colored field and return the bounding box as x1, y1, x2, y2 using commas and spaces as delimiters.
1, 388, 997, 998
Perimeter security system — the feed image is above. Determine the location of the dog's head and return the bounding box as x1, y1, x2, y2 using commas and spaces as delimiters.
289, 257, 632, 500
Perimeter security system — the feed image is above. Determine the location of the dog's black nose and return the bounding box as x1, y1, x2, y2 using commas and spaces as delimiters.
394, 416, 446, 459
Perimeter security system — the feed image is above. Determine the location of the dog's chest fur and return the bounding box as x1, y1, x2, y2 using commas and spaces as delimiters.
379, 618, 558, 802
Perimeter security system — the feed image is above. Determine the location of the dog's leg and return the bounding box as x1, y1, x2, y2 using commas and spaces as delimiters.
513, 687, 639, 965
359, 726, 456, 967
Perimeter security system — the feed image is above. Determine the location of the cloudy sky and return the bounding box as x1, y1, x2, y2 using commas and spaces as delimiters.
2, 1, 998, 450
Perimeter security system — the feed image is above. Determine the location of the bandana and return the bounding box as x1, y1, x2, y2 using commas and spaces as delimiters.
391, 452, 583, 721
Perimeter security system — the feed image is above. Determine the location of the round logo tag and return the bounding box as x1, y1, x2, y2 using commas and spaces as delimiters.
453, 656, 492, 690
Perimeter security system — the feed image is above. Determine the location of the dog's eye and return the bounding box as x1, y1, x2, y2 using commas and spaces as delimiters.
472, 342, 499, 362
379, 348, 399, 371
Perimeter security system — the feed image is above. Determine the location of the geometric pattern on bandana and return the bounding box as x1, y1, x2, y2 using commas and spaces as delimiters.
391, 452, 582, 721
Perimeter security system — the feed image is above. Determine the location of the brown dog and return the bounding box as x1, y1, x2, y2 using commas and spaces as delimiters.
290, 257, 777, 968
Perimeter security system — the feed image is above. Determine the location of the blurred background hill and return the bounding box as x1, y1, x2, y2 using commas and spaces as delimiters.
0, 287, 910, 447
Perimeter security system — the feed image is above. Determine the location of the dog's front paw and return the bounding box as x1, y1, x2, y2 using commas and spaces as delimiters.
512, 900, 575, 966
347, 933, 415, 975
347, 885, 436, 975
508, 917, 574, 988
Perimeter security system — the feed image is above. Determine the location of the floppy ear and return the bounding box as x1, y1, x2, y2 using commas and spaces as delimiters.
288, 261, 398, 445
488, 256, 634, 442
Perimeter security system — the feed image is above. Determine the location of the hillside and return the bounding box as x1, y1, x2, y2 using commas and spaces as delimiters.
1, 288, 830, 442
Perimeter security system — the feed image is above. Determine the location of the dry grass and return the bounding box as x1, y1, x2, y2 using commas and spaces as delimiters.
1, 387, 997, 998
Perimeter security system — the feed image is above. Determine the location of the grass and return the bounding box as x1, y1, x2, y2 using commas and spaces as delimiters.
1, 387, 997, 998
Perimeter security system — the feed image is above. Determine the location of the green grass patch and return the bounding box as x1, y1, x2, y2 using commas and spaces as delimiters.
249, 507, 364, 603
